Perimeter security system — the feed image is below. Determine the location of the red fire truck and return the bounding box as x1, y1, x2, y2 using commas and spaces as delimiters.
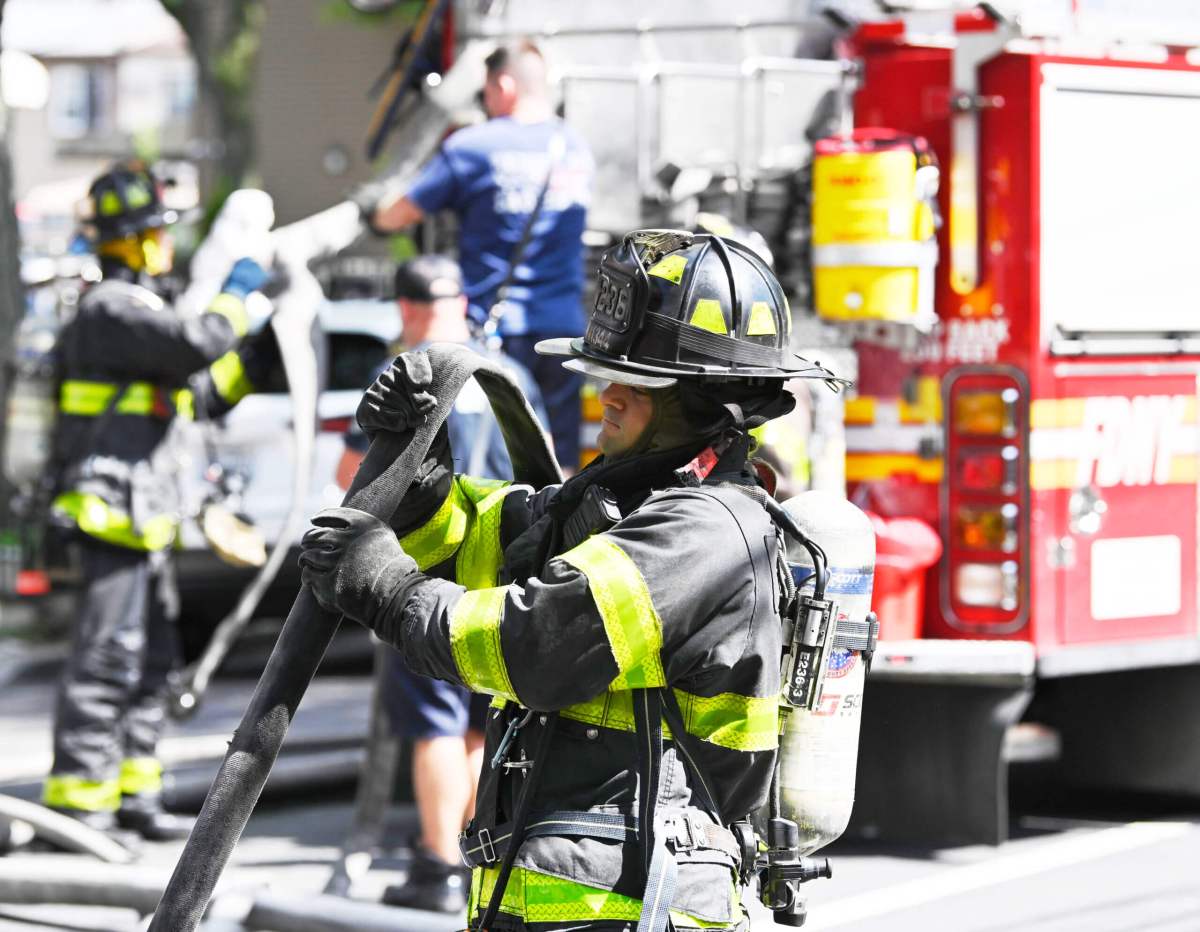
820, 8, 1200, 845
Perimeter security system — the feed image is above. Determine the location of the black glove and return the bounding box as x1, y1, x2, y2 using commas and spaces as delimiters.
298, 507, 417, 625
356, 351, 438, 439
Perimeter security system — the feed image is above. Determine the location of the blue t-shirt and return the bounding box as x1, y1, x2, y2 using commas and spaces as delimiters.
345, 340, 548, 483
407, 117, 594, 338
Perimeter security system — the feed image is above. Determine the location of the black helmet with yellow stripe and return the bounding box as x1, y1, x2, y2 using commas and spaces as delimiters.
537, 229, 837, 389
84, 161, 177, 241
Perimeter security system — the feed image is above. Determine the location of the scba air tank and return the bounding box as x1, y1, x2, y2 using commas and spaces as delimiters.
776, 490, 875, 855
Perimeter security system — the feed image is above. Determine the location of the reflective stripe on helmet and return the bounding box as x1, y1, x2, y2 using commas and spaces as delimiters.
470, 865, 736, 926
210, 350, 253, 404
448, 586, 518, 701
560, 687, 779, 753
208, 292, 249, 338
51, 491, 177, 551
399, 480, 470, 571
118, 757, 163, 796
43, 775, 121, 813
558, 535, 666, 690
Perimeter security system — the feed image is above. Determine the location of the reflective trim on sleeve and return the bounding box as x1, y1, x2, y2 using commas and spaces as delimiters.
558, 535, 666, 690
470, 866, 736, 926
560, 688, 779, 752
456, 481, 526, 591
51, 491, 177, 552
210, 350, 254, 404
207, 291, 249, 338
399, 480, 470, 571
172, 388, 195, 421
448, 586, 519, 701
60, 380, 164, 417
118, 757, 163, 796
43, 775, 121, 813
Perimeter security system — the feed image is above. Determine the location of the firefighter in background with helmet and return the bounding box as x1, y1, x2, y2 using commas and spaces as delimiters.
299, 230, 839, 930
42, 162, 273, 840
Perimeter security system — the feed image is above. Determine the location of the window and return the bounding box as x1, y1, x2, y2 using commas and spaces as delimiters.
48, 63, 111, 140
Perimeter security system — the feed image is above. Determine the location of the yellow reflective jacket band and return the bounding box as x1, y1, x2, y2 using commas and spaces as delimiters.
399, 476, 522, 578
558, 535, 666, 690
60, 380, 163, 417
118, 757, 163, 795
208, 291, 249, 338
560, 688, 779, 753
456, 480, 523, 590
400, 480, 470, 570
52, 491, 177, 552
448, 586, 519, 701
470, 865, 736, 927
210, 350, 254, 404
43, 775, 121, 813
173, 388, 195, 420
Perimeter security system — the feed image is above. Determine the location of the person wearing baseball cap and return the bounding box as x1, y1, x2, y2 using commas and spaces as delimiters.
337, 255, 545, 913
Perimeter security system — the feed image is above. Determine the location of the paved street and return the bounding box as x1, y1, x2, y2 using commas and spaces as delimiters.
3, 656, 1200, 931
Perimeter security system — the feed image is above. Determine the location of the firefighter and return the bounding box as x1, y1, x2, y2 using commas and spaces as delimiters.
42, 162, 272, 841
299, 230, 836, 930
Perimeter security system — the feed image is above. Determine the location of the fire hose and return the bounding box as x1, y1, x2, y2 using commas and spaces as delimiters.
169, 201, 361, 720
149, 341, 560, 930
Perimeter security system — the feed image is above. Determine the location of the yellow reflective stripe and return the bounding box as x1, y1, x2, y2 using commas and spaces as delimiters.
208, 291, 249, 338
456, 481, 522, 591
210, 350, 253, 404
845, 452, 943, 483
746, 301, 777, 336
676, 690, 778, 752
559, 535, 665, 690
60, 380, 162, 416
561, 688, 779, 752
173, 388, 195, 420
689, 298, 728, 334
399, 480, 470, 571
118, 757, 163, 795
52, 491, 177, 551
99, 190, 123, 216
43, 775, 120, 812
471, 866, 736, 926
448, 586, 518, 701
647, 253, 688, 285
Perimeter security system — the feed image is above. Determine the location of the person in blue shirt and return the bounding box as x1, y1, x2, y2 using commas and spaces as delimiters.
360, 40, 594, 473
337, 255, 546, 914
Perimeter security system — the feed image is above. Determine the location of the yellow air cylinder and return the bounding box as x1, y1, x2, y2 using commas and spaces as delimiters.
811, 129, 938, 326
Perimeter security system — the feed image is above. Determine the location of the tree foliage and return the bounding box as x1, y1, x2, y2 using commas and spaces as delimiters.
159, 0, 266, 226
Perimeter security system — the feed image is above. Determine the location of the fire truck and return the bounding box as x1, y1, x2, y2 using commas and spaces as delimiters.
318, 0, 1200, 847
808, 5, 1200, 845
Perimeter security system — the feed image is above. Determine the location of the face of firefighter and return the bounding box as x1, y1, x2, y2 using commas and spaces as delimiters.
98, 227, 174, 277
597, 382, 655, 457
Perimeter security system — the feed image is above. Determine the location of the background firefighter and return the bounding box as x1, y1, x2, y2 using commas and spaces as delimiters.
41, 162, 274, 842
298, 230, 840, 929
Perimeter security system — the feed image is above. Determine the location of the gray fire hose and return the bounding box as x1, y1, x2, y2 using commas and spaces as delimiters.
0, 857, 172, 913
0, 794, 134, 863
150, 341, 560, 930
170, 203, 361, 719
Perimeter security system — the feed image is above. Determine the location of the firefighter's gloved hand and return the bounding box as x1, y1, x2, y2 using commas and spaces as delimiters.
357, 351, 438, 437
221, 257, 269, 300
349, 179, 396, 237
299, 507, 417, 626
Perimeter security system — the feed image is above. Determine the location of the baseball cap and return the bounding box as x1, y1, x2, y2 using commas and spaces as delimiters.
394, 255, 463, 302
